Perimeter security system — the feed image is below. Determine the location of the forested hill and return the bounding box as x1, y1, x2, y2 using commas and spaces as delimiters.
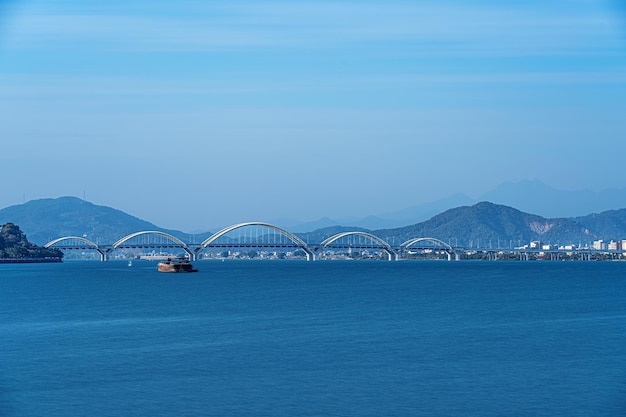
0, 223, 63, 260
298, 202, 626, 246
0, 197, 209, 245
371, 202, 594, 246
574, 209, 626, 240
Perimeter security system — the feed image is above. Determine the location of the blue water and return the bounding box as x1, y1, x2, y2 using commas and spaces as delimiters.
1, 260, 626, 416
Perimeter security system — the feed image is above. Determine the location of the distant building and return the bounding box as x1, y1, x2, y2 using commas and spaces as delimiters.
593, 240, 606, 250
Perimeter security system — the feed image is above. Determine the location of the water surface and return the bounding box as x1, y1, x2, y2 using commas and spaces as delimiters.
1, 260, 625, 416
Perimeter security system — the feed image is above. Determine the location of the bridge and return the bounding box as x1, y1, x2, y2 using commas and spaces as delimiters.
44, 222, 459, 262
44, 222, 621, 262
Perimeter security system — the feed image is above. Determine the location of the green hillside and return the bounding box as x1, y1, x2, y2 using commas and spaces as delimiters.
0, 223, 63, 260
300, 202, 617, 246
374, 202, 594, 246
575, 209, 626, 241
0, 197, 209, 245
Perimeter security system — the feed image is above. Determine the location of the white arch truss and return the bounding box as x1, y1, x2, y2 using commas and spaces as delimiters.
400, 237, 453, 251
320, 231, 393, 250
200, 222, 315, 260
44, 236, 101, 249
44, 236, 106, 261
319, 231, 396, 261
111, 231, 194, 260
400, 237, 457, 261
112, 231, 189, 249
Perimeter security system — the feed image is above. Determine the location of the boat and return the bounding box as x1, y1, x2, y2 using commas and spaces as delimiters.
157, 257, 198, 273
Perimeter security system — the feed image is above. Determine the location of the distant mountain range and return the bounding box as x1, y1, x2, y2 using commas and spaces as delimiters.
281, 179, 626, 231
1, 195, 626, 247
296, 202, 626, 247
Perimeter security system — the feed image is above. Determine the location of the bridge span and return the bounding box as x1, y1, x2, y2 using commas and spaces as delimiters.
44, 223, 462, 262
44, 223, 620, 262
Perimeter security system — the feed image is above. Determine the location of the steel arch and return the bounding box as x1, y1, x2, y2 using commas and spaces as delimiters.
320, 232, 392, 249
199, 222, 315, 260
400, 237, 453, 251
112, 231, 194, 259
45, 236, 100, 249
319, 231, 396, 261
112, 231, 188, 248
400, 237, 457, 261
44, 236, 106, 261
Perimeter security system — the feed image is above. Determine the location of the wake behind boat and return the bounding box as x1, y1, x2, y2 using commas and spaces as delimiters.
157, 257, 198, 273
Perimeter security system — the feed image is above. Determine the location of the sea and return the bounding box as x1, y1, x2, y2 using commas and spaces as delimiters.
1, 260, 626, 416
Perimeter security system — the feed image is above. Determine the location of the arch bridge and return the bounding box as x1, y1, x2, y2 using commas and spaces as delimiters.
317, 231, 398, 261
44, 236, 107, 261
111, 231, 195, 260
44, 223, 462, 262
198, 222, 316, 261
45, 231, 196, 261
400, 237, 459, 261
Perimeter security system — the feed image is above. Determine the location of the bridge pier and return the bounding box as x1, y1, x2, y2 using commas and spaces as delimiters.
446, 251, 460, 261
486, 251, 498, 261
383, 250, 394, 261
183, 248, 196, 261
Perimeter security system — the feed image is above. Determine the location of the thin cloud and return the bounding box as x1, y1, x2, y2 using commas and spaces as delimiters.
3, 2, 623, 56
2, 69, 626, 100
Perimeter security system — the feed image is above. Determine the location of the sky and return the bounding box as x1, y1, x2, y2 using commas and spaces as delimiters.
1, 0, 626, 232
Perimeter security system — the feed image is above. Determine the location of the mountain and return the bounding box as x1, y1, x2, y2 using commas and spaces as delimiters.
575, 209, 626, 241
372, 202, 594, 247
275, 180, 626, 233
284, 193, 476, 232
479, 179, 626, 218
298, 202, 619, 246
373, 193, 476, 228
0, 197, 210, 245
2, 196, 625, 249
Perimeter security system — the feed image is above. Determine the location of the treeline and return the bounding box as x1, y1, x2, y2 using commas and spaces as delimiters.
0, 223, 64, 260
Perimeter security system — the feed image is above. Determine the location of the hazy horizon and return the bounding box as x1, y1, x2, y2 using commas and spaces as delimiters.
2, 1, 625, 230
3, 178, 626, 234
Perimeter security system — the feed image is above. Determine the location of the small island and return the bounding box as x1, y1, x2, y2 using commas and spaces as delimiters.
0, 222, 63, 263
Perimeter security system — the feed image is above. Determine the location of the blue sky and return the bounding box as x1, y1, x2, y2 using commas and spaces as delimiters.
1, 0, 626, 231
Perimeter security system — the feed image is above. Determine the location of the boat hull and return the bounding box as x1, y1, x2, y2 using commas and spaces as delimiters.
157, 260, 198, 273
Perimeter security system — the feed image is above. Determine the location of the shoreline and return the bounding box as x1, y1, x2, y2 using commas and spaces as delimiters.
0, 258, 63, 264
